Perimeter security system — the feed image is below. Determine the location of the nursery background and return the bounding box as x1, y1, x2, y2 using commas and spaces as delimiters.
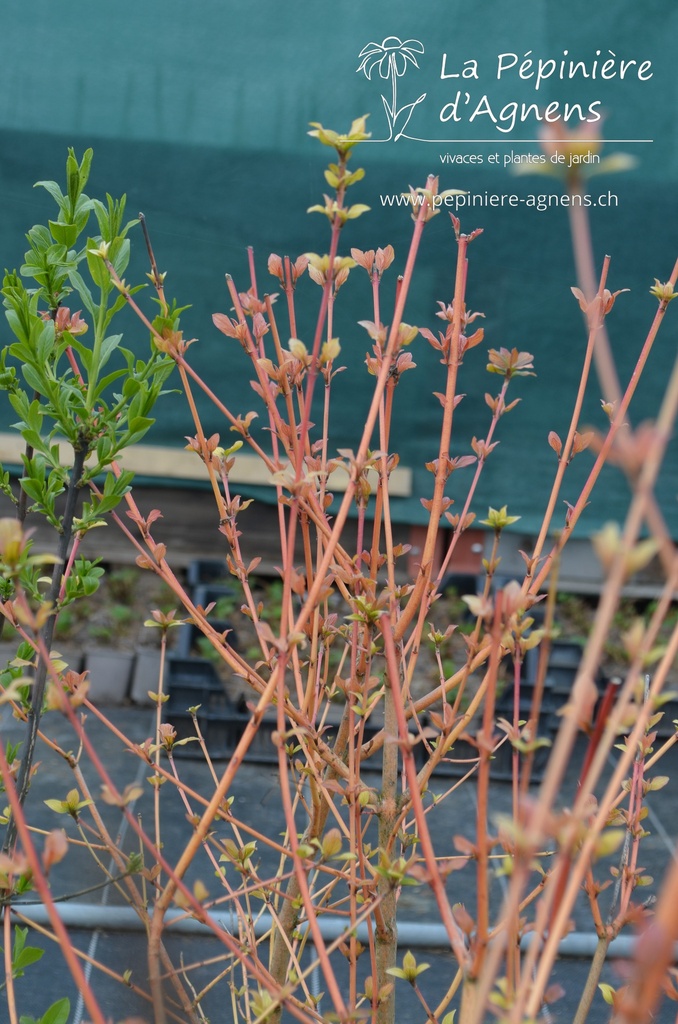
1, 0, 676, 538
1, 3, 678, 1024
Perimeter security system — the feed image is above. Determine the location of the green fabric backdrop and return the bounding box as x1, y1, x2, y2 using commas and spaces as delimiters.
0, 0, 676, 535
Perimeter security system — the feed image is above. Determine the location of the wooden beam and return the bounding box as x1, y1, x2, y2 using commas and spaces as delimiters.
0, 433, 412, 496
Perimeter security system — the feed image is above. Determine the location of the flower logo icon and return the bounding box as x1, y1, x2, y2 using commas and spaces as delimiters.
357, 36, 425, 79
357, 37, 427, 141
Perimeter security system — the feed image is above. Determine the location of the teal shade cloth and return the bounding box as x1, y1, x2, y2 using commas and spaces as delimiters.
1, 0, 676, 534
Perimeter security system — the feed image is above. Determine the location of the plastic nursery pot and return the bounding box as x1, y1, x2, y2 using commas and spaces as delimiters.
84, 649, 135, 704
130, 648, 166, 706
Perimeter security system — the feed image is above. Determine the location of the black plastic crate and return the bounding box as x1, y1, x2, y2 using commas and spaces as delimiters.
548, 640, 584, 668
546, 665, 579, 696
547, 667, 610, 702
165, 658, 248, 758
193, 584, 237, 608
187, 559, 231, 588
425, 718, 554, 783
245, 711, 283, 764
544, 674, 614, 736
495, 682, 558, 715
521, 644, 541, 684
499, 644, 548, 692
166, 655, 220, 686
166, 708, 248, 759
486, 733, 552, 782
166, 656, 238, 716
165, 656, 222, 708
177, 585, 238, 658
425, 735, 480, 778
166, 671, 283, 763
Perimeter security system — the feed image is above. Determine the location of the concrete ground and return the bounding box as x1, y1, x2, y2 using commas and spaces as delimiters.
2, 692, 677, 1024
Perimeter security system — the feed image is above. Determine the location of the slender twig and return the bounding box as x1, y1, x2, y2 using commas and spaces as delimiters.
5, 444, 87, 854
529, 256, 610, 570
568, 196, 676, 578
380, 613, 468, 966
3, 906, 18, 1024
572, 934, 610, 1024
395, 232, 468, 643
472, 597, 503, 978
530, 256, 678, 596
0, 743, 107, 1024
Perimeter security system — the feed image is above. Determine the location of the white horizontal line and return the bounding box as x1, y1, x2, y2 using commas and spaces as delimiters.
410, 139, 653, 144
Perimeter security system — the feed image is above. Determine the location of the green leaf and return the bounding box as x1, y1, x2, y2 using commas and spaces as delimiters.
387, 949, 430, 983
594, 829, 625, 859
43, 799, 69, 814
103, 286, 143, 331
20, 362, 51, 397
10, 927, 44, 979
345, 203, 371, 219
98, 333, 123, 368
49, 221, 79, 248
4, 308, 30, 346
17, 430, 49, 456
86, 239, 112, 291
77, 149, 93, 192
42, 997, 71, 1024
13, 943, 44, 974
90, 368, 129, 403
19, 996, 70, 1024
109, 236, 131, 277
34, 179, 67, 210
321, 827, 343, 859
68, 269, 97, 318
125, 415, 155, 445
36, 320, 56, 365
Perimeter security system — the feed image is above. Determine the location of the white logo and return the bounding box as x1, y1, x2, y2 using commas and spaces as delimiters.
357, 37, 427, 141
